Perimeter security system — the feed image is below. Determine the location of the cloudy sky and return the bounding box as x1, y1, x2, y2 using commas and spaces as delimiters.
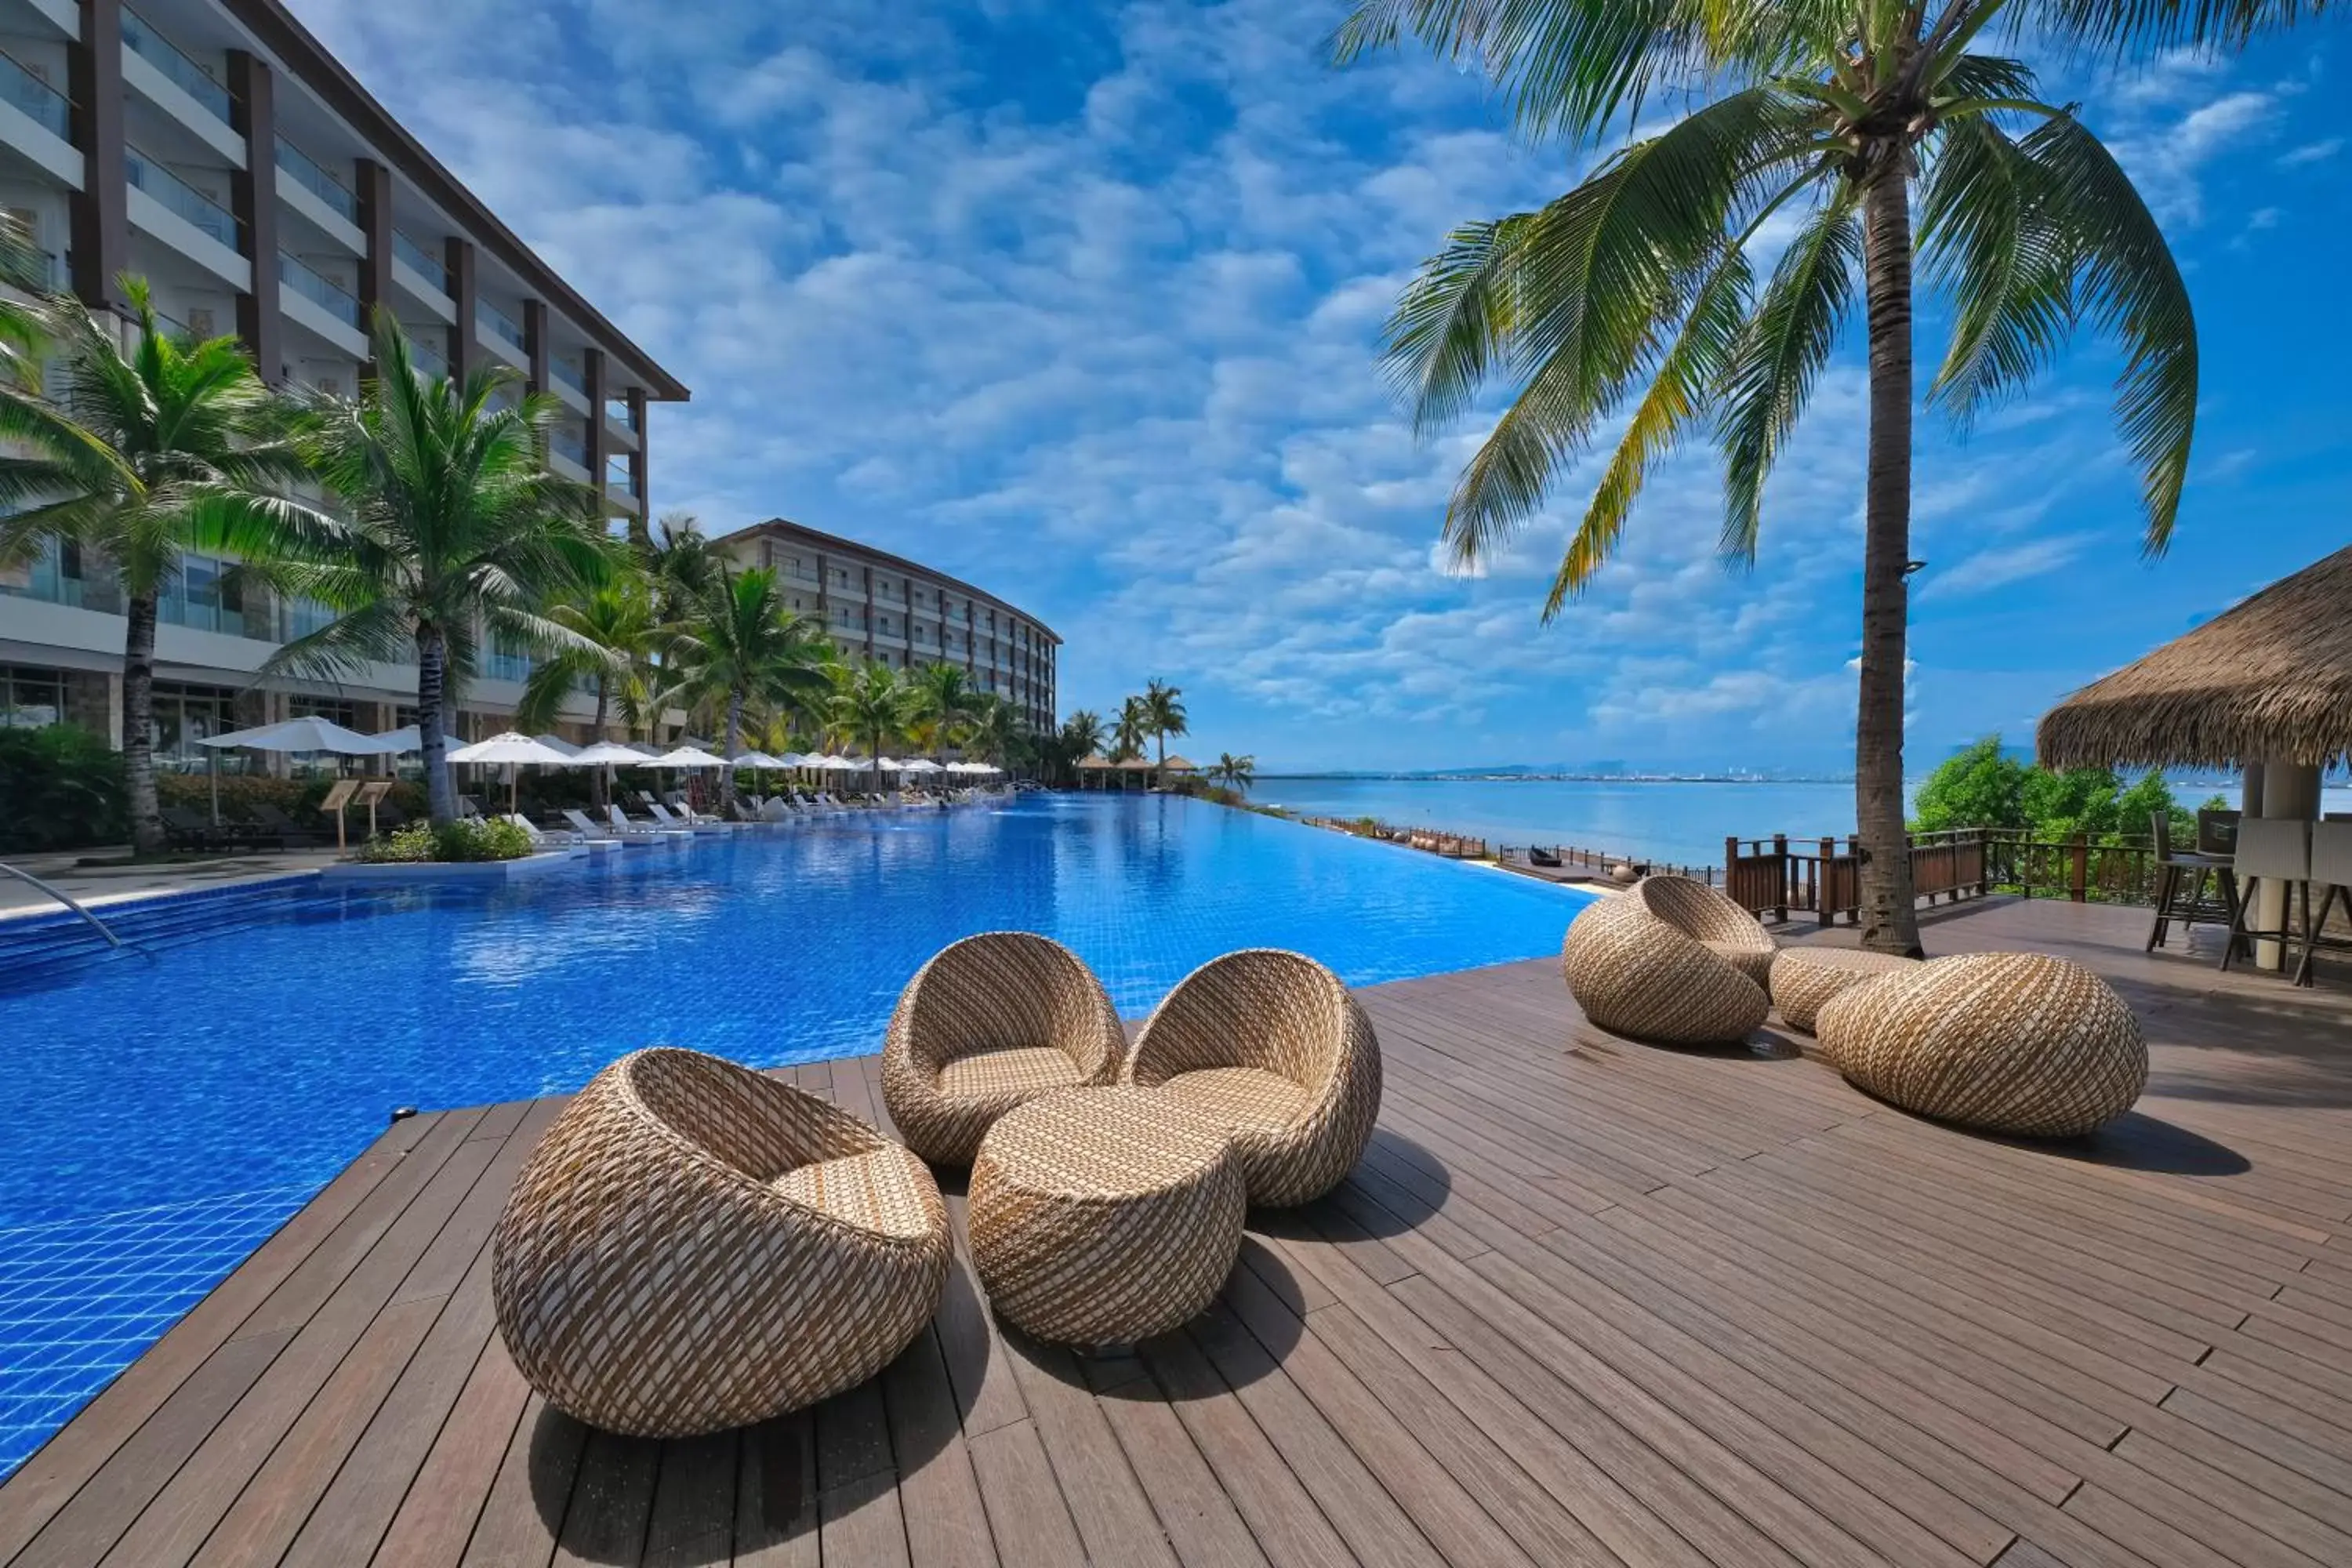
292, 0, 2350, 772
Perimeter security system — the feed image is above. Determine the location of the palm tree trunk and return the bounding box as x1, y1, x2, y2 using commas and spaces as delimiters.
720, 692, 742, 804
122, 590, 165, 856
1857, 159, 1923, 956
417, 623, 457, 826
590, 677, 611, 813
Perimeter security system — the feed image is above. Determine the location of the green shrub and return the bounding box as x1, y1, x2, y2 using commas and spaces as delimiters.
0, 724, 126, 852
350, 816, 535, 864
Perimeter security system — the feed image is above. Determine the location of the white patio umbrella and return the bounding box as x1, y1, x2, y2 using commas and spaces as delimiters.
532, 733, 583, 757
568, 740, 649, 765
195, 717, 417, 823
899, 758, 942, 774
652, 746, 728, 768
729, 751, 783, 769
447, 731, 577, 813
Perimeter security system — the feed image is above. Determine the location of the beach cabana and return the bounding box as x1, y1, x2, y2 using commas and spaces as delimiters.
2038, 542, 2352, 968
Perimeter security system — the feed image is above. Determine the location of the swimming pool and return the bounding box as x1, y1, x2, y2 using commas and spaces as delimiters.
0, 793, 1592, 1472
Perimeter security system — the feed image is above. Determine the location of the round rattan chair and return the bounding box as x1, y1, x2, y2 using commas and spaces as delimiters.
1639, 873, 1780, 987
492, 1047, 950, 1437
882, 931, 1126, 1166
1816, 952, 2147, 1136
1561, 883, 1771, 1046
969, 1087, 1245, 1345
1123, 949, 1381, 1207
1769, 946, 1921, 1035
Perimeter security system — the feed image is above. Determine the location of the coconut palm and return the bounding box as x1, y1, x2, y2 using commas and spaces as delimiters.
830, 661, 919, 787
0, 211, 53, 391
1112, 695, 1150, 763
1062, 708, 1107, 760
910, 660, 978, 759
1207, 752, 1257, 794
515, 580, 657, 811
961, 694, 1019, 768
663, 566, 837, 800
642, 511, 717, 622
1142, 676, 1189, 771
0, 279, 328, 855
1340, 2, 2212, 954
268, 314, 612, 824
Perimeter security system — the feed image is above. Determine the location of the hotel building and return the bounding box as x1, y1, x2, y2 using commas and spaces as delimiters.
714, 519, 1060, 737
0, 0, 687, 756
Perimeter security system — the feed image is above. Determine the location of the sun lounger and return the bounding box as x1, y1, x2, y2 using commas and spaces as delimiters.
504, 812, 584, 848
561, 808, 621, 840
605, 804, 673, 837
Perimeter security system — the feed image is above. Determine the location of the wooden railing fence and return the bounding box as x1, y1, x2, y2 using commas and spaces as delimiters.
1723, 828, 2159, 924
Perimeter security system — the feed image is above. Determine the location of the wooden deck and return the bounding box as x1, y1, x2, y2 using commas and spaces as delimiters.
4, 896, 2349, 1567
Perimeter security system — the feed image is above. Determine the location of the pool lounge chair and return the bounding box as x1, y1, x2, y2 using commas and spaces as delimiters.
606, 804, 679, 837
503, 813, 584, 848
561, 808, 622, 841
492, 1047, 950, 1436
161, 805, 242, 853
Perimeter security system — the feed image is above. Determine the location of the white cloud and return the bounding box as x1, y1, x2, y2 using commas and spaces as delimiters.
2278, 137, 2343, 165
1916, 535, 2094, 601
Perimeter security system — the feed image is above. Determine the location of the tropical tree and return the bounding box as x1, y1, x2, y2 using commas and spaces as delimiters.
960, 693, 1020, 768
1142, 676, 1189, 770
1338, 2, 2218, 953
515, 580, 657, 810
1207, 752, 1258, 794
0, 212, 53, 391
661, 566, 837, 801
1112, 695, 1150, 763
829, 661, 918, 787
641, 511, 717, 623
0, 280, 325, 854
1061, 708, 1107, 760
270, 315, 612, 824
910, 660, 979, 759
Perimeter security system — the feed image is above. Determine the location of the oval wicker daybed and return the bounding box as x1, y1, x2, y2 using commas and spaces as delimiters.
882, 931, 1127, 1166
1562, 876, 1773, 1045
1123, 948, 1381, 1207
491, 1047, 950, 1437
1816, 952, 2147, 1137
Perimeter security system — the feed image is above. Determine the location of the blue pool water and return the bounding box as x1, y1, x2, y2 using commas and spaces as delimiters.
0, 793, 1592, 1472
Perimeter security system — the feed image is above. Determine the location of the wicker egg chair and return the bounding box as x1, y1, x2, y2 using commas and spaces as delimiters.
491, 1047, 950, 1437
1816, 952, 2147, 1137
882, 931, 1127, 1166
1562, 883, 1771, 1046
1638, 873, 1780, 987
1123, 949, 1381, 1207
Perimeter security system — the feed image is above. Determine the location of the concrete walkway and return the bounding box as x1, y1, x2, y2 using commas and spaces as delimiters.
0, 846, 334, 919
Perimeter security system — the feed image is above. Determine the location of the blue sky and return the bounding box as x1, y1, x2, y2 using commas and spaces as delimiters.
292, 1, 2350, 772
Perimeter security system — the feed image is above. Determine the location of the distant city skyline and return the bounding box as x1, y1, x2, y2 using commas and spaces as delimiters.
296, 0, 2351, 770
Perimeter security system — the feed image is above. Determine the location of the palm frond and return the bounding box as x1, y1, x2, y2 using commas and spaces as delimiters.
1717, 185, 1861, 564
1920, 111, 2076, 424
2035, 0, 2325, 57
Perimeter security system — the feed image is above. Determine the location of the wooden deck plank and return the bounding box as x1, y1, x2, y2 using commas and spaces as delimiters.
6, 897, 2352, 1568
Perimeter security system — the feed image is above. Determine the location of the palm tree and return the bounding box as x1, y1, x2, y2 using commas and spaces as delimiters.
664, 566, 837, 800
1062, 709, 1106, 760
1112, 695, 1149, 764
642, 511, 717, 622
0, 280, 326, 855
1142, 676, 1188, 771
515, 580, 657, 811
270, 314, 612, 824
910, 661, 978, 760
830, 661, 918, 788
1340, 2, 2209, 954
961, 694, 1019, 769
0, 211, 53, 391
1207, 752, 1257, 794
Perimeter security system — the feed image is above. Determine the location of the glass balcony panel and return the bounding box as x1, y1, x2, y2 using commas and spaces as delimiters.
393, 230, 445, 291
550, 426, 586, 465
274, 136, 357, 222
550, 356, 584, 394
408, 332, 447, 380
278, 252, 360, 327
125, 147, 238, 249
478, 301, 524, 350
0, 49, 70, 139
122, 9, 230, 122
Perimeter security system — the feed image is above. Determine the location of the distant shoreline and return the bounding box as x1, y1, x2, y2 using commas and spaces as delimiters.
1255, 773, 1857, 785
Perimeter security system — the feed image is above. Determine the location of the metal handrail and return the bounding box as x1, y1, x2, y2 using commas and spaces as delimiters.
0, 861, 128, 948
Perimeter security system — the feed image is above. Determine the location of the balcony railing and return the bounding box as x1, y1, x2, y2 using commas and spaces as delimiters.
122, 9, 230, 122
274, 136, 356, 223
0, 49, 70, 140
550, 426, 586, 466
278, 251, 359, 327
550, 356, 584, 395
393, 229, 445, 292
125, 147, 237, 249
409, 332, 447, 380
478, 301, 525, 352
604, 397, 635, 430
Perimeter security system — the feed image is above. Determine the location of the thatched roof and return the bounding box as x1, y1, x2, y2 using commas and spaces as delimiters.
1160, 754, 1198, 771
2036, 543, 2352, 771
1076, 754, 1114, 770
1116, 756, 1157, 771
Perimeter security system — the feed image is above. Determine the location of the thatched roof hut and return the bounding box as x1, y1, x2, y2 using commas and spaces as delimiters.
1076, 754, 1114, 770
1160, 754, 1198, 772
2036, 543, 2352, 771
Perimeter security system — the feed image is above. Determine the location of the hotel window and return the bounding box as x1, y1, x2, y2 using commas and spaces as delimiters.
158, 554, 241, 635
485, 633, 532, 683
1, 665, 66, 728
288, 695, 358, 728
147, 682, 238, 771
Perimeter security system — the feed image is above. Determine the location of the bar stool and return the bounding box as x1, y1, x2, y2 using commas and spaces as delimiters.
2220, 818, 2312, 978
2147, 811, 2238, 953
2295, 821, 2352, 987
